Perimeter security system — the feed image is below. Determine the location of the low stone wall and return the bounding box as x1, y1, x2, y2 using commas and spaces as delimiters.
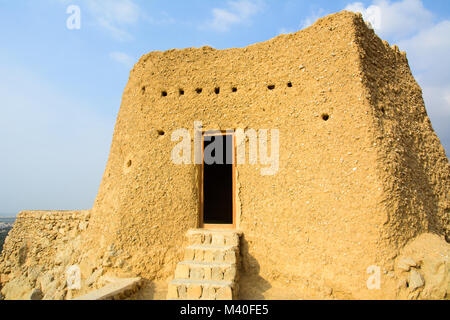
0, 210, 90, 300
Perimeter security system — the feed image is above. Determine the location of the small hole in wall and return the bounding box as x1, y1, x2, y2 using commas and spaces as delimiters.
161, 91, 168, 97
179, 89, 184, 96
322, 113, 330, 121
141, 86, 146, 94
196, 88, 203, 94
232, 87, 238, 92
381, 107, 386, 115
126, 160, 132, 168
215, 87, 220, 94
157, 130, 165, 136
287, 82, 293, 87
268, 85, 275, 90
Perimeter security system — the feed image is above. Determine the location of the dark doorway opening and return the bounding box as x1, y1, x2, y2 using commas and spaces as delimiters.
202, 133, 234, 226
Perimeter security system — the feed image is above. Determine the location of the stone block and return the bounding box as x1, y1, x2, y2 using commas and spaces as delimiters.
175, 264, 190, 279
184, 248, 195, 261
189, 233, 203, 245
190, 267, 205, 280
167, 284, 179, 299
177, 285, 187, 299
408, 270, 425, 291
203, 234, 212, 245
224, 267, 236, 281
225, 234, 240, 246
201, 286, 216, 300
212, 234, 225, 246
194, 249, 204, 262
216, 286, 233, 300
224, 250, 237, 263
212, 267, 224, 281
187, 285, 202, 299
213, 250, 225, 262
204, 250, 214, 262
204, 267, 212, 280
397, 257, 417, 272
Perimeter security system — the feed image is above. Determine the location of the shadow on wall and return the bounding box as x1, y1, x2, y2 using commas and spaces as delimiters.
238, 236, 272, 300
393, 130, 446, 243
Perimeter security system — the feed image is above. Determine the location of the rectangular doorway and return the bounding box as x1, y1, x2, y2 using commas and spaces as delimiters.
200, 132, 235, 229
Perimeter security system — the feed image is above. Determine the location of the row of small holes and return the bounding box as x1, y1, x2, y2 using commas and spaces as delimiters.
154, 87, 330, 121
158, 82, 294, 97
268, 82, 293, 90
161, 87, 235, 97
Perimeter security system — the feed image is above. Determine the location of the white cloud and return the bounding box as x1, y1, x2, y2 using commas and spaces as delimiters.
206, 0, 264, 32
398, 20, 450, 82
109, 51, 136, 68
85, 0, 141, 41
345, 2, 382, 30
399, 21, 450, 149
345, 0, 433, 39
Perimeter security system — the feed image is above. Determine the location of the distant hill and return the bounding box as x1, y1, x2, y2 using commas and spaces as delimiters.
0, 219, 15, 253
0, 214, 16, 218
0, 229, 11, 253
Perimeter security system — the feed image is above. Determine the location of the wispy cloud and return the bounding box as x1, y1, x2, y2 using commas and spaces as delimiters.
85, 0, 141, 41
109, 51, 136, 68
205, 0, 265, 32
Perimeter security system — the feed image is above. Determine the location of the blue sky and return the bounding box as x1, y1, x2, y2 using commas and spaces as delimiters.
0, 0, 449, 216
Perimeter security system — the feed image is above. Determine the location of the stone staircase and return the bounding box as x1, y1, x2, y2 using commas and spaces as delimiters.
167, 229, 242, 300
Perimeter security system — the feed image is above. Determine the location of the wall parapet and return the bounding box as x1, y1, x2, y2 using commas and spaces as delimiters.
0, 210, 91, 300
16, 210, 91, 221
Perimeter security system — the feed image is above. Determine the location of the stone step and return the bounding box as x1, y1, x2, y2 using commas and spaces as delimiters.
187, 229, 241, 247
184, 244, 239, 264
168, 279, 237, 300
175, 260, 237, 281
167, 229, 242, 300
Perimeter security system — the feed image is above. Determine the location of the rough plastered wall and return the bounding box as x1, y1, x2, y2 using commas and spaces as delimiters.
354, 17, 450, 246
351, 17, 450, 300
0, 211, 90, 300
79, 11, 408, 299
